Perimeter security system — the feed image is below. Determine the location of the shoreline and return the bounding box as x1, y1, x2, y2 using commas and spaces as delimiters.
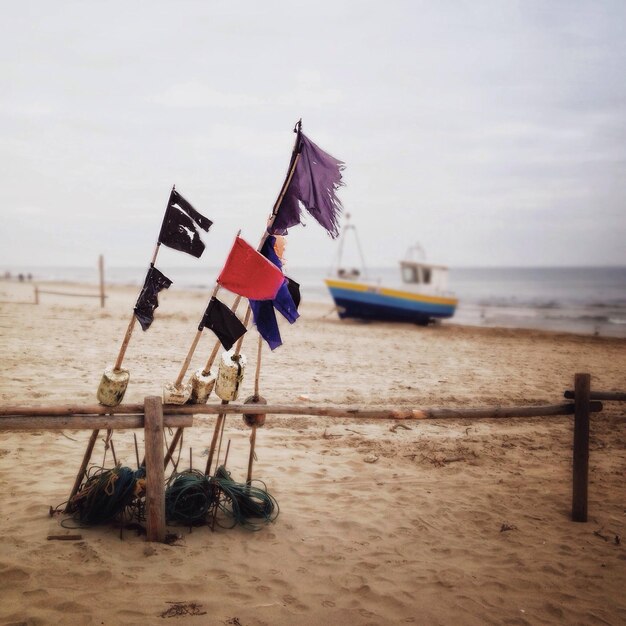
2, 276, 626, 339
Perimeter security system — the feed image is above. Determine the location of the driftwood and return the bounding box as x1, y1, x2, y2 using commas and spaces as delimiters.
47, 534, 83, 541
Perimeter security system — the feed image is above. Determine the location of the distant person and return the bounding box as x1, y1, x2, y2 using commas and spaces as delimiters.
18, 273, 24, 282
27, 273, 32, 281
3, 271, 10, 280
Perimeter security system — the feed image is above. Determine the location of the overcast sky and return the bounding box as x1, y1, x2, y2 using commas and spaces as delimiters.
1, 0, 625, 271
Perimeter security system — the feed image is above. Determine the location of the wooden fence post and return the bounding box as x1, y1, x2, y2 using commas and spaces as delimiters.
98, 254, 105, 308
144, 396, 165, 542
34, 286, 39, 305
572, 373, 591, 522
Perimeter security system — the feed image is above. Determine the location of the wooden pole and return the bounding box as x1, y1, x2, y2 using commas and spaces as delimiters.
246, 426, 257, 484
254, 335, 263, 397
0, 414, 192, 431
205, 402, 227, 474
572, 373, 591, 523
98, 254, 105, 308
144, 396, 166, 542
0, 401, 603, 421
204, 308, 253, 476
564, 389, 626, 402
65, 429, 99, 512
34, 286, 39, 305
174, 329, 203, 387
114, 315, 137, 371
163, 427, 184, 469
112, 243, 160, 372
245, 335, 264, 484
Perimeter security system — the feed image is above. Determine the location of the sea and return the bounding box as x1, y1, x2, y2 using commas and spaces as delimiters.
3, 265, 626, 338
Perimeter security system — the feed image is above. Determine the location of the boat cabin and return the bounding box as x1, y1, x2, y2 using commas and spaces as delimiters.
399, 260, 449, 292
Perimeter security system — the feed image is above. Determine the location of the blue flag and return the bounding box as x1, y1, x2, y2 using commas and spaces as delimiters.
249, 236, 301, 350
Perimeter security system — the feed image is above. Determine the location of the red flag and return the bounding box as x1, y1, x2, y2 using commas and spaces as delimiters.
217, 236, 284, 300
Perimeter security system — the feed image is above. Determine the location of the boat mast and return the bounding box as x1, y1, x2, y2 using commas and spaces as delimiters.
329, 213, 369, 280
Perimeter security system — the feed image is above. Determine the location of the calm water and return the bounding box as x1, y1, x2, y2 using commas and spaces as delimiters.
3, 264, 626, 337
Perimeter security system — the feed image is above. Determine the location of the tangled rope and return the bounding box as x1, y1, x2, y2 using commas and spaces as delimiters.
163, 466, 278, 530
165, 470, 215, 526
212, 465, 279, 531
65, 465, 145, 526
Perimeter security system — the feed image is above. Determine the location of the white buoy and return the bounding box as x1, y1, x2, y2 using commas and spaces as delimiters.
97, 367, 130, 407
163, 380, 192, 405
215, 351, 247, 401
190, 368, 216, 404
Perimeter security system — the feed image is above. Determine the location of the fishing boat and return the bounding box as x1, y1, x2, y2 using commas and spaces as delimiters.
324, 217, 458, 324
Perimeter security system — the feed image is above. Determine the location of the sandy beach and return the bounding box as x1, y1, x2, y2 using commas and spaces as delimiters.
0, 278, 624, 625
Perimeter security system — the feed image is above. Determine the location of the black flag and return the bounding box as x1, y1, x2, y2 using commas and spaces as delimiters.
134, 266, 173, 331
286, 276, 301, 309
158, 189, 213, 258
199, 297, 247, 351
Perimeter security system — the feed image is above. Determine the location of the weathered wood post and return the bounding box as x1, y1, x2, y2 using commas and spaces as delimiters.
34, 286, 39, 305
144, 396, 166, 542
572, 373, 591, 522
98, 254, 105, 308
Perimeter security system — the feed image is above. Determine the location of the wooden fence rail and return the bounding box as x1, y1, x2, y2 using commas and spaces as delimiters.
0, 401, 603, 424
0, 373, 622, 542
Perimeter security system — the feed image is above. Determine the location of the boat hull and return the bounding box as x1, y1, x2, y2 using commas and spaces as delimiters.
325, 278, 457, 323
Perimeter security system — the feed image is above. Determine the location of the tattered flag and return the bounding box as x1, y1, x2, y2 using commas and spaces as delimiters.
249, 235, 301, 350
199, 297, 247, 351
217, 236, 284, 300
286, 277, 301, 309
158, 189, 213, 258
271, 132, 345, 238
250, 300, 282, 350
134, 266, 173, 331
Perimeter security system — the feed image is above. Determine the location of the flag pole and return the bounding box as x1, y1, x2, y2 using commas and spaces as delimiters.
112, 242, 161, 371
175, 121, 303, 396
85, 188, 173, 498
202, 121, 303, 475
163, 230, 243, 405
110, 185, 175, 374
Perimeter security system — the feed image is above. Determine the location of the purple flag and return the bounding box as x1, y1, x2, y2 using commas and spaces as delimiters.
271, 132, 345, 238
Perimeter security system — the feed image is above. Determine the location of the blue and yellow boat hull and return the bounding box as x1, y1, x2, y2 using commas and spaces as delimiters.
325, 278, 457, 324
